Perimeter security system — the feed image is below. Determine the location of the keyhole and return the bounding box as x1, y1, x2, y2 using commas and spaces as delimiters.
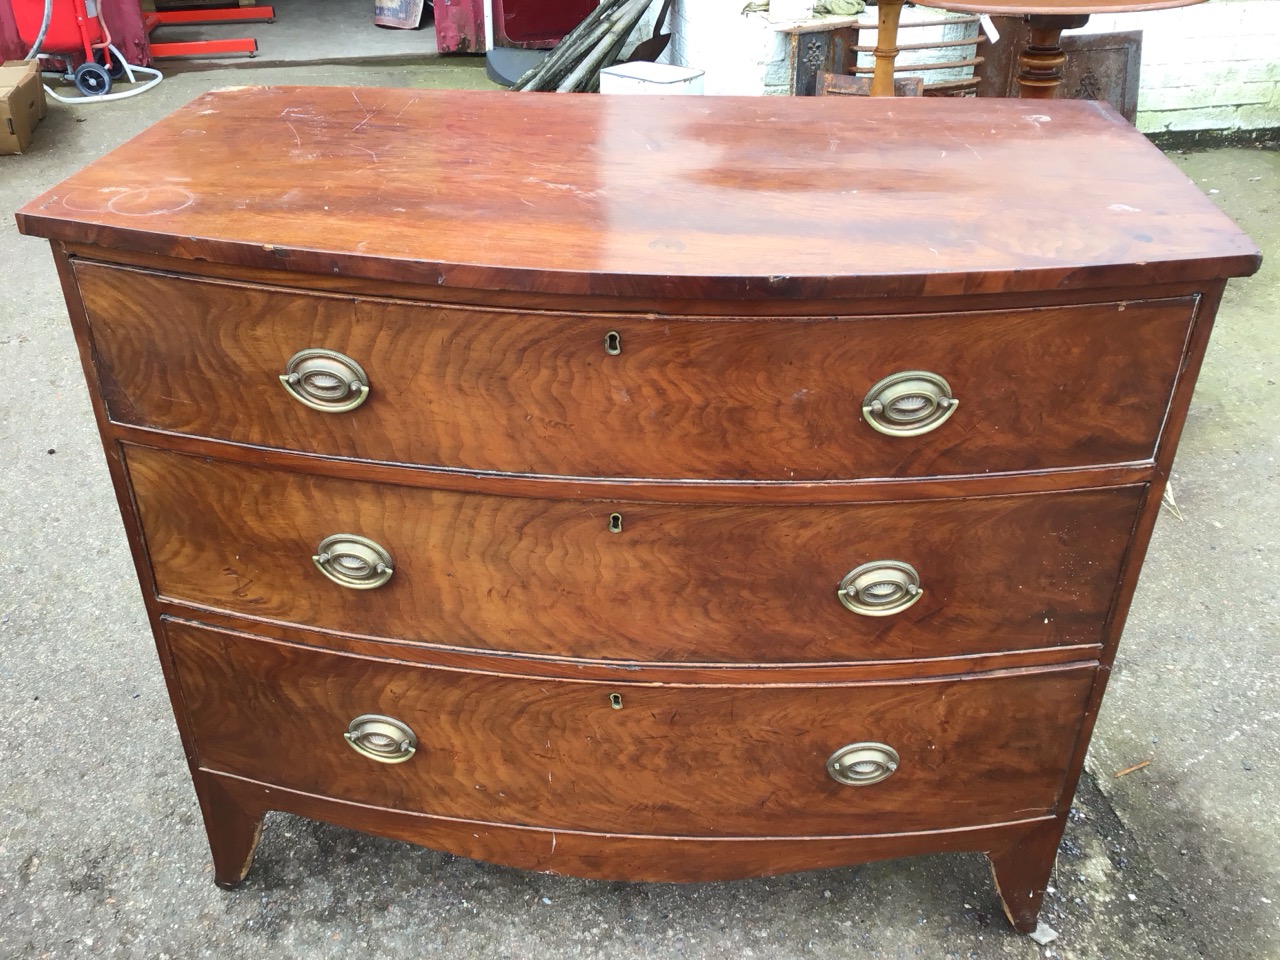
608, 513, 623, 534
609, 693, 624, 710
604, 331, 621, 356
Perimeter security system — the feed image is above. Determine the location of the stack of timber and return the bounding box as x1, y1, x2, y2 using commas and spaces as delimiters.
511, 0, 655, 92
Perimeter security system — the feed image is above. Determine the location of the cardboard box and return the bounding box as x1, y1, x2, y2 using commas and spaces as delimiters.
1, 60, 48, 156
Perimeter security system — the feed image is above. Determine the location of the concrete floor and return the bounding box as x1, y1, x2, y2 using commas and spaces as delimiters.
150, 0, 438, 66
0, 62, 1277, 960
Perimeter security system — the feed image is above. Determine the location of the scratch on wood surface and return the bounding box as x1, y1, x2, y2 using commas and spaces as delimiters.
285, 121, 300, 147
947, 133, 982, 161
350, 89, 378, 132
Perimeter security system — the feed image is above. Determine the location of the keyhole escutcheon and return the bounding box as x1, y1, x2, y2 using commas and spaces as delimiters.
604, 331, 621, 356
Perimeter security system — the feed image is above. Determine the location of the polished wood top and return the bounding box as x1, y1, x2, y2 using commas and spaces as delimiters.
926, 0, 1203, 14
17, 86, 1258, 299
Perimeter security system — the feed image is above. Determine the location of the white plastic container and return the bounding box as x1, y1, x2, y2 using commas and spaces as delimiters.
599, 62, 706, 95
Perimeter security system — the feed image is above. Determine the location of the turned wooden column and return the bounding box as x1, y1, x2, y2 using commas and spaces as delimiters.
926, 0, 1205, 100
870, 0, 906, 97
1016, 14, 1091, 98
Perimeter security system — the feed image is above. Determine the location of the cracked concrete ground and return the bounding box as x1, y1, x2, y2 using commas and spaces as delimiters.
1, 60, 1277, 960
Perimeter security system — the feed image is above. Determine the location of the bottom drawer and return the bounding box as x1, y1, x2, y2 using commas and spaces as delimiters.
167, 619, 1096, 838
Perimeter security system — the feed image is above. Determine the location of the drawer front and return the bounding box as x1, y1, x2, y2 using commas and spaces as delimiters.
79, 262, 1195, 480
129, 446, 1143, 663
168, 620, 1096, 836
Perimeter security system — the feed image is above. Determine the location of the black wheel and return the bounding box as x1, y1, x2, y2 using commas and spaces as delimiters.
74, 61, 112, 96
94, 49, 128, 81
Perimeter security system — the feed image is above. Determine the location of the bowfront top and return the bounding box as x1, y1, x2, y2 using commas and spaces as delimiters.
17, 86, 1258, 299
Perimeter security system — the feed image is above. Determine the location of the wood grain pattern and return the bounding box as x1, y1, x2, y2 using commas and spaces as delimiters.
987, 815, 1070, 933
157, 606, 1101, 682
168, 619, 1096, 837
204, 770, 1058, 886
194, 773, 264, 890
80, 263, 1198, 480
60, 243, 1228, 319
16, 89, 1259, 300
128, 446, 1144, 664
23, 86, 1261, 933
115, 420, 1160, 505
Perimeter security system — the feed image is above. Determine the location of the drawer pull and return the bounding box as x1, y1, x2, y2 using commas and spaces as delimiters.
862, 371, 956, 437
280, 348, 370, 413
827, 743, 899, 786
313, 534, 394, 590
837, 561, 922, 617
344, 714, 417, 764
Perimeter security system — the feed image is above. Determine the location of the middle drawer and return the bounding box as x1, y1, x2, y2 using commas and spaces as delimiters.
127, 446, 1142, 664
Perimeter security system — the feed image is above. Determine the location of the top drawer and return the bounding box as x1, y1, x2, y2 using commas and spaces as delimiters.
75, 262, 1197, 481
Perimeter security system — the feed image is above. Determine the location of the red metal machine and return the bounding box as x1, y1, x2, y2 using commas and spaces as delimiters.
144, 4, 274, 62
12, 0, 121, 95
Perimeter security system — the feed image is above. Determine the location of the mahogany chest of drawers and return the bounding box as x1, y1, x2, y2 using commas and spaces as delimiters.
16, 87, 1259, 933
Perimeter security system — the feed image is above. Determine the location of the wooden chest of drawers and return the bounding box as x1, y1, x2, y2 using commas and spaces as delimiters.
17, 87, 1259, 934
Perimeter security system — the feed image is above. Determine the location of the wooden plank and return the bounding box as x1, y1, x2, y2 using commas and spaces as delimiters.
854, 36, 982, 52
852, 57, 983, 73
851, 15, 981, 29
817, 71, 924, 96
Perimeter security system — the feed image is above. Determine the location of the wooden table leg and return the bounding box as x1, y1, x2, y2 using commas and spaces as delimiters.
870, 0, 905, 97
196, 773, 265, 889
1015, 13, 1090, 98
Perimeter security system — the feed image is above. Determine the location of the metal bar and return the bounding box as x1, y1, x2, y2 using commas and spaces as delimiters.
149, 38, 258, 58
150, 7, 274, 25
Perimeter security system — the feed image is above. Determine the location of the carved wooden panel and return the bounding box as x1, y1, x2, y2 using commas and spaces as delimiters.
977, 20, 1142, 123
789, 27, 857, 96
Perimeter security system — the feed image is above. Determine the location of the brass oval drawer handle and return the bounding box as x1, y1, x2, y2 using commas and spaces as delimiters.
313, 534, 394, 590
344, 714, 417, 764
862, 371, 956, 437
280, 348, 370, 413
837, 561, 922, 617
827, 742, 899, 786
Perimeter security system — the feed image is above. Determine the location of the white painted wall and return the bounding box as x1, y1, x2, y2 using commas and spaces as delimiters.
664, 0, 788, 95
657, 0, 1280, 134
1073, 0, 1280, 134
662, 1, 976, 95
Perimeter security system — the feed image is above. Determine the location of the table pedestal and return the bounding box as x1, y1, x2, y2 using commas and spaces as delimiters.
1016, 14, 1091, 97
